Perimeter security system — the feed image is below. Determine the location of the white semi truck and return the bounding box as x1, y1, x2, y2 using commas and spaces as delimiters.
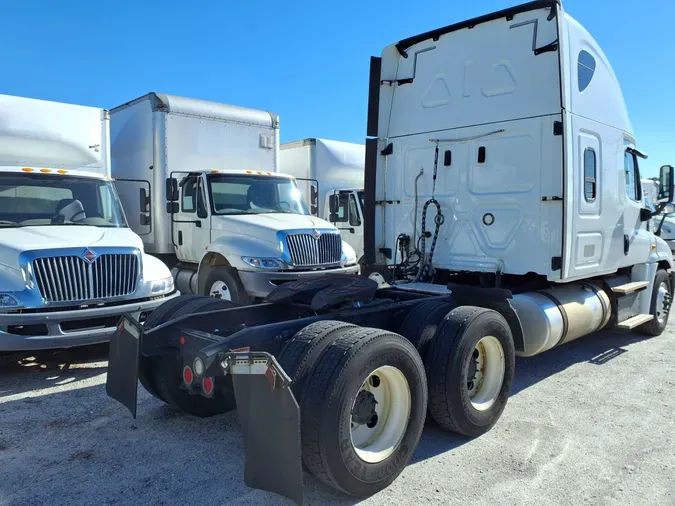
280, 138, 365, 261
110, 93, 359, 305
105, 2, 675, 504
0, 94, 178, 352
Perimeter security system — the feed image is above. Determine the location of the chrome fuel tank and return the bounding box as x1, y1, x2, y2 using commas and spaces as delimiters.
511, 282, 611, 357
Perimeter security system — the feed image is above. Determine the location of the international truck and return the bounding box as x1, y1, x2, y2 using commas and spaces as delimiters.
280, 138, 365, 262
109, 93, 360, 305
0, 94, 178, 352
104, 2, 675, 505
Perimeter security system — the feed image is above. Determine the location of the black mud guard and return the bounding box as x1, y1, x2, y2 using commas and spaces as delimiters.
106, 315, 142, 418
446, 284, 526, 353
229, 354, 304, 505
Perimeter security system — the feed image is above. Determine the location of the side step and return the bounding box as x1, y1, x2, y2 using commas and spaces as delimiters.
612, 281, 649, 295
617, 314, 654, 330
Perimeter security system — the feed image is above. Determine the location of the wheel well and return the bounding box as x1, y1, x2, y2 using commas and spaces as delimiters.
197, 252, 231, 295
657, 260, 671, 272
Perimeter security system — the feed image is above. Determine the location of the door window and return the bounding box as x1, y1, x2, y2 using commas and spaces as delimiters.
624, 151, 641, 202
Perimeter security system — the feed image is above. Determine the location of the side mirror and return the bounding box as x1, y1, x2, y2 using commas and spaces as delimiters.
658, 165, 674, 202
329, 194, 339, 214
310, 204, 318, 216
166, 201, 179, 214
139, 188, 150, 212
140, 213, 151, 226
310, 184, 318, 207
165, 178, 179, 202
329, 213, 339, 222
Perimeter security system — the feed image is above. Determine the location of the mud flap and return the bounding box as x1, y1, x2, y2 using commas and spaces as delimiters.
231, 372, 303, 505
105, 316, 141, 418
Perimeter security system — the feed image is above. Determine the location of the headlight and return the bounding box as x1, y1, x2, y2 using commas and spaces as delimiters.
242, 257, 284, 269
341, 246, 357, 267
663, 226, 672, 234
151, 276, 175, 295
0, 293, 21, 309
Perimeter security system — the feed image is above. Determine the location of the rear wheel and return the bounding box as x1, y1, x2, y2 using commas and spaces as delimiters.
398, 299, 454, 358
146, 296, 239, 417
426, 306, 515, 437
277, 320, 357, 402
300, 327, 427, 497
139, 295, 205, 401
637, 269, 672, 336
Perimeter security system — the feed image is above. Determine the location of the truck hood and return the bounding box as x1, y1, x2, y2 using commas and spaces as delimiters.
0, 226, 144, 272
211, 213, 337, 242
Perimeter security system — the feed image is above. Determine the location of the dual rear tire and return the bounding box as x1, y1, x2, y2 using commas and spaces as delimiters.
278, 321, 427, 497
139, 295, 238, 417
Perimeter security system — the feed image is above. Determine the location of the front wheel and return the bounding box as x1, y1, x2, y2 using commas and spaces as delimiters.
300, 327, 427, 497
204, 267, 252, 305
637, 269, 672, 336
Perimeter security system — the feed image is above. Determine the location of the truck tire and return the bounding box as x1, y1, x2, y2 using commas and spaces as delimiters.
426, 306, 515, 438
204, 267, 252, 305
398, 299, 454, 358
150, 297, 239, 417
139, 295, 206, 402
637, 269, 672, 336
300, 327, 427, 497
277, 320, 357, 403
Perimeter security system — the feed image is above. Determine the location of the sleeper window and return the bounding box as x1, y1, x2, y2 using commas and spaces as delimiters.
578, 50, 596, 92
584, 148, 596, 202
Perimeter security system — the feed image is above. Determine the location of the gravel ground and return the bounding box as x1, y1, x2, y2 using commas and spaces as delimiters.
1, 325, 674, 506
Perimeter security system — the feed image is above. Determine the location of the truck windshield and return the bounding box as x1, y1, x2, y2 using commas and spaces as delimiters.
209, 174, 309, 216
0, 172, 127, 228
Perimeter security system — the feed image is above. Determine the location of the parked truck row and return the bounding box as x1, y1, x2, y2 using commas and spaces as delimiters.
102, 1, 675, 505
0, 92, 371, 349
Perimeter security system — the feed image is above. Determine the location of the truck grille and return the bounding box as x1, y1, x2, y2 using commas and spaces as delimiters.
33, 254, 139, 303
286, 232, 341, 267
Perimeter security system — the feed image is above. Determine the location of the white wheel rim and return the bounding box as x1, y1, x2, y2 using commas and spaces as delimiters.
656, 282, 670, 325
467, 335, 505, 411
350, 366, 411, 464
209, 281, 232, 301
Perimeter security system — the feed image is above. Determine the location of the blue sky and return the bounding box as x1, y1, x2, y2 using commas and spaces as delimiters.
4, 0, 674, 177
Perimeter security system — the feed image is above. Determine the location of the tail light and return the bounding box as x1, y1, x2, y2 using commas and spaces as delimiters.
183, 366, 194, 385
202, 377, 214, 395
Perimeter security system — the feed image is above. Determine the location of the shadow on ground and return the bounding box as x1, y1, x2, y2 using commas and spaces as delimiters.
0, 343, 109, 398
0, 328, 653, 505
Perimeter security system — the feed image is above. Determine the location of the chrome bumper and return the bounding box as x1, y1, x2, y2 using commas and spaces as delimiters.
238, 265, 361, 298
0, 291, 180, 351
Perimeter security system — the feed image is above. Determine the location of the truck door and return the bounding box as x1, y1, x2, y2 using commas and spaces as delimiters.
329, 190, 364, 260
173, 173, 211, 263
620, 149, 651, 267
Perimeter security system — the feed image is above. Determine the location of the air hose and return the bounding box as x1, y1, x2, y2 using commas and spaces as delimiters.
413, 144, 444, 283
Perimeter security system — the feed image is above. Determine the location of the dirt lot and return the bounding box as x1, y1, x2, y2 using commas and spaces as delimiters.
1, 325, 674, 506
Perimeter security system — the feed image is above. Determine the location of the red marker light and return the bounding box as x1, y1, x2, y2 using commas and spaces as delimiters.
202, 377, 214, 395
183, 366, 194, 385
179, 336, 186, 345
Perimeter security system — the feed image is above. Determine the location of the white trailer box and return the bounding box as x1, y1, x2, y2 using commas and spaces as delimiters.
280, 138, 365, 260
0, 94, 177, 351
110, 94, 359, 304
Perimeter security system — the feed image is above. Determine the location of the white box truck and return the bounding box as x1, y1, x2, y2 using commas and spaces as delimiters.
105, 2, 675, 504
280, 138, 366, 263
0, 94, 178, 351
110, 93, 360, 305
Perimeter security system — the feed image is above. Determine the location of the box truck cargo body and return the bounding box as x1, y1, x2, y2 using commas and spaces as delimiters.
280, 138, 365, 261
